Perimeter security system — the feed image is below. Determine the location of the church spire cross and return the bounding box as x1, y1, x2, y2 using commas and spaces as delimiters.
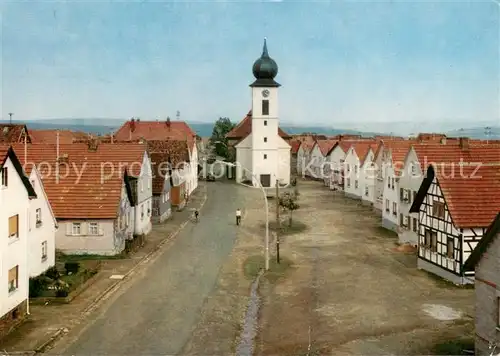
262, 37, 269, 58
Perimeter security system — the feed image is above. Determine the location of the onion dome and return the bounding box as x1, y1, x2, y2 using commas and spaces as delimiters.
250, 38, 281, 88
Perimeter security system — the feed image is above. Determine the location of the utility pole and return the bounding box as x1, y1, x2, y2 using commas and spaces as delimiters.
275, 179, 280, 264
8, 113, 13, 124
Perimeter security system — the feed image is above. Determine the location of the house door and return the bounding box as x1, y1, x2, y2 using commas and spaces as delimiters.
260, 174, 271, 187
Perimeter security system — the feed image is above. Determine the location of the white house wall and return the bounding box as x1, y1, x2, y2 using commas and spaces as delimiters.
361, 150, 376, 205
373, 149, 386, 212
328, 146, 346, 190
308, 145, 323, 179
27, 168, 56, 277
381, 164, 399, 231
343, 148, 362, 199
135, 152, 152, 236
0, 157, 30, 318
397, 148, 424, 246
56, 220, 120, 255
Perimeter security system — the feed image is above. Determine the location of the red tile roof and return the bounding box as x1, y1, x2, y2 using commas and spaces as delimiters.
114, 120, 196, 146
350, 142, 377, 165
225, 111, 290, 140
11, 142, 147, 219
30, 129, 89, 144
315, 139, 337, 156
290, 139, 301, 154
412, 144, 500, 169
150, 151, 170, 195
436, 164, 500, 228
0, 124, 30, 143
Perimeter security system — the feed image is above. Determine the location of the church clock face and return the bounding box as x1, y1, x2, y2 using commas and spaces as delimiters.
262, 89, 270, 98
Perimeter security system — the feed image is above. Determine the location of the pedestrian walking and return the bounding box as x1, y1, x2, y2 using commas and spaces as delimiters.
236, 208, 242, 226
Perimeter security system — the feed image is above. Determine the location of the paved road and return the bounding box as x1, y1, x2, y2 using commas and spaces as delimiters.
62, 182, 243, 355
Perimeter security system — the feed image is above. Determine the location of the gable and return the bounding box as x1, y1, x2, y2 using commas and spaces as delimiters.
30, 167, 58, 228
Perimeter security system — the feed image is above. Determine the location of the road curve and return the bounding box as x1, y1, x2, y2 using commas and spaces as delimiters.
62, 182, 243, 355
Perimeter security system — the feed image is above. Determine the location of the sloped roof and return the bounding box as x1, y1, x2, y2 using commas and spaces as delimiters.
0, 124, 30, 143
315, 139, 337, 156
410, 164, 500, 228
147, 139, 190, 166
30, 129, 89, 144
0, 145, 37, 198
412, 144, 500, 169
149, 151, 170, 195
462, 212, 500, 272
225, 111, 290, 140
290, 140, 301, 154
11, 143, 146, 219
114, 120, 196, 147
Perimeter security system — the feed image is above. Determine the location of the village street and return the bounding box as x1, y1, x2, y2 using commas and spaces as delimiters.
51, 181, 245, 355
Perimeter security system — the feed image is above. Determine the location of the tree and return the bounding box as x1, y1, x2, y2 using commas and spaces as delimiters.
209, 117, 235, 159
279, 192, 300, 227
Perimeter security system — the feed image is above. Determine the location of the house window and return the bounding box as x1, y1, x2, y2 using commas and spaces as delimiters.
364, 186, 369, 196
72, 223, 81, 235
392, 202, 397, 216
262, 100, 269, 115
41, 241, 48, 261
354, 165, 358, 174
433, 200, 445, 219
8, 266, 18, 293
431, 231, 438, 252
35, 208, 42, 227
413, 218, 418, 232
263, 154, 267, 160
346, 178, 351, 187
424, 229, 431, 248
31, 179, 35, 190
447, 237, 454, 259
400, 213, 404, 226
411, 164, 416, 175
391, 177, 395, 190
387, 177, 391, 188
264, 137, 267, 143
9, 215, 19, 238
1, 167, 8, 187
141, 205, 144, 220
264, 120, 267, 126
346, 164, 350, 173
413, 190, 417, 202
89, 222, 99, 235
385, 199, 390, 212
355, 180, 358, 189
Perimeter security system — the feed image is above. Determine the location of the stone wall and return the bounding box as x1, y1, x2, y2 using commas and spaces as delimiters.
0, 300, 27, 340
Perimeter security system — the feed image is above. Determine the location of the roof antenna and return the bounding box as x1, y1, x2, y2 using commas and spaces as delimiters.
8, 113, 13, 124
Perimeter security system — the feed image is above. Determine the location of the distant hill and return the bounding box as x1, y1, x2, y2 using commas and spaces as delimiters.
1, 119, 382, 138
2, 118, 497, 140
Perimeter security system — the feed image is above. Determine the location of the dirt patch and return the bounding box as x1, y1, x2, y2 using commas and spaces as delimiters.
255, 179, 474, 356
243, 254, 294, 284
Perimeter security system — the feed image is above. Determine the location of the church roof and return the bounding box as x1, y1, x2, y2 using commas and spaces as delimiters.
250, 39, 280, 88
226, 111, 290, 141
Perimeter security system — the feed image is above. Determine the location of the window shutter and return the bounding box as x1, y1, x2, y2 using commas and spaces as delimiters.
66, 223, 72, 236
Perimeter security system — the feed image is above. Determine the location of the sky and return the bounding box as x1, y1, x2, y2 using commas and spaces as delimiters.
1, 1, 499, 130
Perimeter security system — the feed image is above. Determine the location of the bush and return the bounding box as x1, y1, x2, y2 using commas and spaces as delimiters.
29, 276, 49, 297
45, 266, 60, 280
64, 261, 80, 275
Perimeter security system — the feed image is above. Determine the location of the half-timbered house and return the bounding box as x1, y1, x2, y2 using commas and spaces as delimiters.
410, 163, 500, 285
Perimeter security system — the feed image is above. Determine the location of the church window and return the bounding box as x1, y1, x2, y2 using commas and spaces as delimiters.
264, 137, 267, 142
262, 100, 269, 115
264, 120, 268, 126
263, 154, 267, 159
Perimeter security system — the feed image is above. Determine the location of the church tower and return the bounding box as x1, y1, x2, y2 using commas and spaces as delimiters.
250, 38, 281, 188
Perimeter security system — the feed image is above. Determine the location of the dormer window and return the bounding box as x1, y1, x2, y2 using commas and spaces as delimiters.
262, 100, 269, 116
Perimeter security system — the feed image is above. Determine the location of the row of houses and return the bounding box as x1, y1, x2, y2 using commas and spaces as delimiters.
0, 119, 199, 338
292, 132, 500, 355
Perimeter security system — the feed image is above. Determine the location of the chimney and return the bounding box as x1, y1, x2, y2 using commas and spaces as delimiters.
88, 138, 98, 152
440, 137, 447, 145
130, 118, 136, 132
58, 153, 69, 164
459, 137, 469, 150
166, 117, 171, 130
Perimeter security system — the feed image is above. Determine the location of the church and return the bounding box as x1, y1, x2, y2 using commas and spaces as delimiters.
226, 39, 291, 188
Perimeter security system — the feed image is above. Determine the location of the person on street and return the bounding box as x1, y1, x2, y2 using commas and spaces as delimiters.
194, 209, 199, 222
236, 208, 242, 226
